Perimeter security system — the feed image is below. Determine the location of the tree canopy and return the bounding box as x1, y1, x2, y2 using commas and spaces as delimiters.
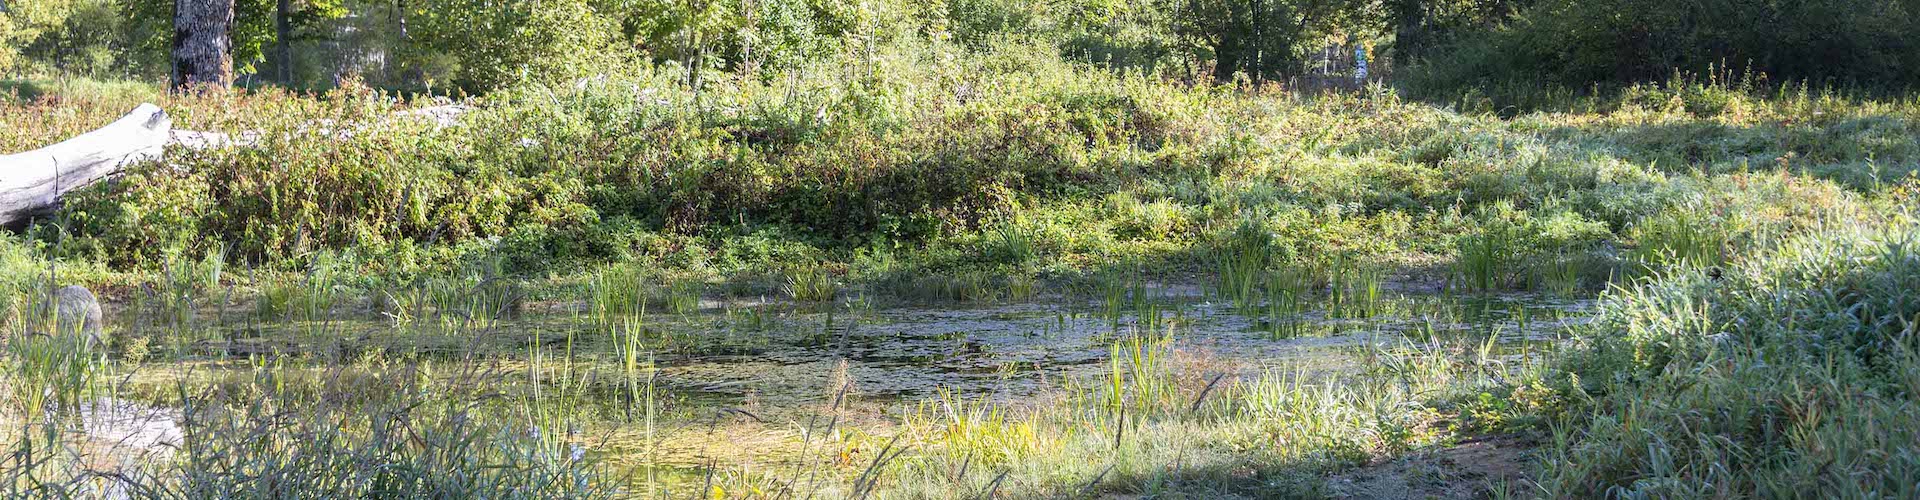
5, 0, 1919, 93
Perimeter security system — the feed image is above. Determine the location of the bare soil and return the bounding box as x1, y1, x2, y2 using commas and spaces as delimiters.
1324, 433, 1537, 499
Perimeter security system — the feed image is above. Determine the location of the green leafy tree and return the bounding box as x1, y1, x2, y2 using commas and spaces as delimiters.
1409, 0, 1920, 92
0, 0, 84, 73
1520, 0, 1920, 84
1385, 0, 1527, 60
23, 0, 127, 76
410, 0, 630, 92
619, 0, 856, 74
122, 0, 345, 79
1162, 0, 1367, 82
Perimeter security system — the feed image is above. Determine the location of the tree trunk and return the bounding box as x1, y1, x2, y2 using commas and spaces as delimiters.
1390, 0, 1428, 61
277, 0, 292, 85
173, 0, 237, 91
0, 105, 171, 226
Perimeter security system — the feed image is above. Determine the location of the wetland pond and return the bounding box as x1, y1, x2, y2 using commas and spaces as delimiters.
66, 282, 1591, 494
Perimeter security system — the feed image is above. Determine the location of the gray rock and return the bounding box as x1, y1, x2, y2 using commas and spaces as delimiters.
54, 285, 105, 348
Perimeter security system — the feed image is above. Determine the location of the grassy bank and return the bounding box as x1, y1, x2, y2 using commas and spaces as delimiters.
1537, 214, 1920, 497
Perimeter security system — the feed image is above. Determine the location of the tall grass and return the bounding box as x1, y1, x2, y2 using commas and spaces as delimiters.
1537, 220, 1920, 497
877, 331, 1523, 497
1216, 221, 1274, 315
783, 266, 838, 303
1262, 270, 1310, 339
1455, 225, 1517, 293
6, 336, 619, 498
1325, 259, 1386, 320
172, 365, 615, 497
2, 314, 110, 428
1626, 203, 1741, 274
589, 262, 649, 323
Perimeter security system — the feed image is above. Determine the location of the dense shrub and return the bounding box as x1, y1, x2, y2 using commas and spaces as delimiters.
1405, 0, 1920, 106
8, 40, 1911, 287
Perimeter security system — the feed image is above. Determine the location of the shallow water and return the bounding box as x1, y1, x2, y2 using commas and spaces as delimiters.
52, 286, 1594, 488
109, 287, 1592, 403
644, 291, 1589, 403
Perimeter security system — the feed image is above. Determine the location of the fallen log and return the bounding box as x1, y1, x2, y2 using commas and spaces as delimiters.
0, 104, 170, 225
0, 101, 472, 226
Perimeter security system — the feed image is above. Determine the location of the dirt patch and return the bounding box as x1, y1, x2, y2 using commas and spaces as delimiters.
1324, 434, 1536, 499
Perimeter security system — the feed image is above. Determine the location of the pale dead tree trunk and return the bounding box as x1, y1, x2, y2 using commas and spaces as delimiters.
173, 0, 237, 92
0, 105, 171, 226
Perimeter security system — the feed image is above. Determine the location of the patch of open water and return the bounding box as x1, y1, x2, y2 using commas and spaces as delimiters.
54, 289, 1592, 473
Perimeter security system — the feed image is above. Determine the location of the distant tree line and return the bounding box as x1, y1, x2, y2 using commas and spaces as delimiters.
2, 0, 1918, 94
1404, 0, 1920, 93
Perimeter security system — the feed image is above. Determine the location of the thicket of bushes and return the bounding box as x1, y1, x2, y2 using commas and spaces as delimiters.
6, 0, 1919, 294
8, 46, 1911, 295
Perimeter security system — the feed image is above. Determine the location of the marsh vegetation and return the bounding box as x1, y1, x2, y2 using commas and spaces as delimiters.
6, 0, 1920, 497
